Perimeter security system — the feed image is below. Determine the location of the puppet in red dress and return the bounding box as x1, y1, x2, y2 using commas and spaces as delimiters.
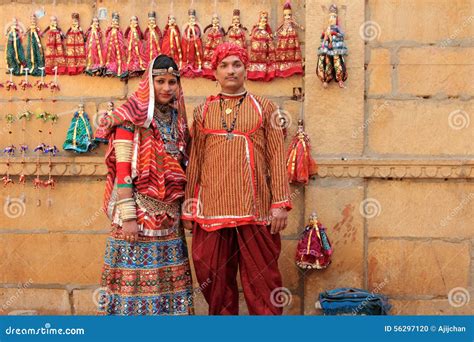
202, 14, 225, 79
181, 9, 203, 78
125, 15, 146, 77
65, 13, 86, 75
104, 12, 127, 79
42, 16, 67, 75
161, 15, 183, 70
143, 11, 162, 66
226, 9, 247, 49
85, 16, 105, 76
247, 11, 275, 82
275, 1, 304, 78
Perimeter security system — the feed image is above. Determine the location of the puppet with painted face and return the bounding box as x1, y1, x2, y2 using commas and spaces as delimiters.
42, 16, 67, 75
275, 1, 304, 78
316, 4, 348, 88
202, 14, 225, 79
181, 9, 203, 77
104, 12, 128, 79
226, 9, 247, 48
25, 14, 45, 76
85, 16, 105, 76
65, 13, 86, 75
143, 11, 162, 66
6, 18, 26, 76
247, 11, 276, 82
125, 15, 146, 77
161, 14, 183, 69
63, 103, 97, 153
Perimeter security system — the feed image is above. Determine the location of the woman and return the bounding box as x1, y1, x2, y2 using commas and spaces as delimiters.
96, 55, 194, 315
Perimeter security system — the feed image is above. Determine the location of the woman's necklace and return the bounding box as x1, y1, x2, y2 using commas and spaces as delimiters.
219, 92, 247, 140
154, 105, 179, 155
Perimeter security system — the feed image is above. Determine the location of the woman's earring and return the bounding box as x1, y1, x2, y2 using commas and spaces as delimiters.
215, 81, 218, 87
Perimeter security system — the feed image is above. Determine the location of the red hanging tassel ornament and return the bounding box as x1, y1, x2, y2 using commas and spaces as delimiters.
286, 119, 318, 185
295, 213, 333, 270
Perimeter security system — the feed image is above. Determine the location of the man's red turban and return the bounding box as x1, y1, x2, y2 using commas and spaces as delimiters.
211, 42, 249, 70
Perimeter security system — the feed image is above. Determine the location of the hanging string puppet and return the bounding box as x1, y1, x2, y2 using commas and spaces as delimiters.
316, 4, 348, 88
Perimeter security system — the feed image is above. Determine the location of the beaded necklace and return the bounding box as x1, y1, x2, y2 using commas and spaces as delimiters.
219, 92, 247, 140
154, 105, 179, 155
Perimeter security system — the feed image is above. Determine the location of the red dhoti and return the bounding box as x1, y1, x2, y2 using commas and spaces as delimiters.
192, 224, 283, 315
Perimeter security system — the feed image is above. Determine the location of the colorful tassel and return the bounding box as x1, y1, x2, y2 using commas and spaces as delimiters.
286, 119, 318, 185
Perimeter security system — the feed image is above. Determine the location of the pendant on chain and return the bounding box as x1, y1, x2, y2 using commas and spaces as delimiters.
165, 142, 179, 154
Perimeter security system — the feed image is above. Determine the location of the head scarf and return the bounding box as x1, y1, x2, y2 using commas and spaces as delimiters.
211, 42, 249, 70
98, 55, 187, 131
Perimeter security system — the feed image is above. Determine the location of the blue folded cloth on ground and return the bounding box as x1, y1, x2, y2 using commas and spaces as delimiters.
319, 287, 391, 315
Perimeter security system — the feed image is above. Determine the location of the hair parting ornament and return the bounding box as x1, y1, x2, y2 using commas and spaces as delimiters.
151, 66, 180, 78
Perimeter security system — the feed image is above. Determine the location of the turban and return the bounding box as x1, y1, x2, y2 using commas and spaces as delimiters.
211, 42, 249, 70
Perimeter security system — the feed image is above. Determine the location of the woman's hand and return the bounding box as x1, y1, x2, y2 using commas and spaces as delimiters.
117, 188, 138, 242
122, 219, 139, 243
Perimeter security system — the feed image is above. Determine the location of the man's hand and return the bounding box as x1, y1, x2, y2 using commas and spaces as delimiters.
270, 207, 288, 234
122, 219, 139, 242
182, 220, 193, 231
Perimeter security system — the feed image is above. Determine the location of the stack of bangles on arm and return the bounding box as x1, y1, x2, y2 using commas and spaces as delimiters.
113, 139, 133, 162
116, 198, 137, 222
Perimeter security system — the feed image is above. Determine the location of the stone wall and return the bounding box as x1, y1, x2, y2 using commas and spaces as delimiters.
0, 0, 472, 315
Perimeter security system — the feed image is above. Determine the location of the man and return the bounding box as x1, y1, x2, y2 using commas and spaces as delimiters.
182, 42, 291, 315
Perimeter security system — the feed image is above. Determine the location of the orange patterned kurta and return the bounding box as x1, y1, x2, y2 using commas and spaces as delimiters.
183, 93, 291, 231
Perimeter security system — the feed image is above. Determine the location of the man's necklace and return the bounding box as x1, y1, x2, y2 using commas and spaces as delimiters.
219, 92, 247, 140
